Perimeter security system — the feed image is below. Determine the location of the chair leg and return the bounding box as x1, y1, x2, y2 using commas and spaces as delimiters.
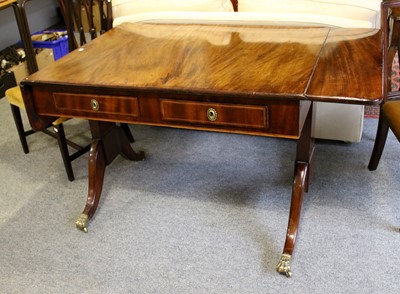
8, 105, 89, 181
10, 104, 30, 154
54, 123, 75, 181
120, 123, 135, 143
368, 113, 390, 171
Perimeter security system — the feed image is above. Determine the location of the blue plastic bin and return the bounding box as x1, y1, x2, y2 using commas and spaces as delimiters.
30, 31, 69, 60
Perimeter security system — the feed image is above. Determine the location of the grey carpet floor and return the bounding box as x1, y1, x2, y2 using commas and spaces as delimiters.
0, 97, 399, 293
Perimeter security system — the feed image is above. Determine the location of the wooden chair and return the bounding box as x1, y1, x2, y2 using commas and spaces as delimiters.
5, 6, 94, 181
4, 0, 130, 182
6, 85, 90, 181
368, 2, 400, 170
60, 0, 135, 139
59, 0, 113, 50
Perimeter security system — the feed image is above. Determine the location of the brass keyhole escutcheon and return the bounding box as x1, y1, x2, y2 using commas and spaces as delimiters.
207, 108, 217, 121
90, 99, 99, 111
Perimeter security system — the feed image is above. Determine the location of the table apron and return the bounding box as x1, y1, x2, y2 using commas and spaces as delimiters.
28, 88, 311, 139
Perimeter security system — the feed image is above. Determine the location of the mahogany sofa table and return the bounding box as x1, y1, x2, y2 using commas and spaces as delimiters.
20, 23, 383, 277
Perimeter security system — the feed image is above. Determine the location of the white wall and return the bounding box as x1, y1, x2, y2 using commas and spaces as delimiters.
0, 0, 60, 50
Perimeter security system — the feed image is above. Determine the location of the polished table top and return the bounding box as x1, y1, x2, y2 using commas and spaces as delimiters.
23, 23, 382, 104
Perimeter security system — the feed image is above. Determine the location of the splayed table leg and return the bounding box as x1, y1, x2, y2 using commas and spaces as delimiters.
277, 102, 314, 277
76, 121, 145, 232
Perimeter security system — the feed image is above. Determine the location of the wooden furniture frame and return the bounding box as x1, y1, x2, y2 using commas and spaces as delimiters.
3, 0, 99, 181
369, 1, 400, 170
6, 85, 91, 181
20, 22, 382, 277
59, 0, 113, 50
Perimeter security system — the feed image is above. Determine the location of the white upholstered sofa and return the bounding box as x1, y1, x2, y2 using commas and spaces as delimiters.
111, 0, 382, 142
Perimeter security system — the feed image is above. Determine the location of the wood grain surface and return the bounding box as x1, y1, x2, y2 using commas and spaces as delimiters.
24, 23, 381, 104
307, 28, 382, 103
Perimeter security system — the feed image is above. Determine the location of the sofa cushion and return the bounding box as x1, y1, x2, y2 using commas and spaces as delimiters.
112, 0, 234, 18
238, 0, 380, 28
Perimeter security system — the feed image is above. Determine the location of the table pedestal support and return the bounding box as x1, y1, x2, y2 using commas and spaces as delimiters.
276, 103, 314, 277
75, 121, 145, 232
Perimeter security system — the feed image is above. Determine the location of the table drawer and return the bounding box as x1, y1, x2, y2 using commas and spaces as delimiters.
53, 93, 140, 118
160, 100, 268, 129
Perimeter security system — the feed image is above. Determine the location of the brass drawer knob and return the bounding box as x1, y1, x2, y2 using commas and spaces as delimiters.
90, 99, 99, 111
207, 108, 217, 121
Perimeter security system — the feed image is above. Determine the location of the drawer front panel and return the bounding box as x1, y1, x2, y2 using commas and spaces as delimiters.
161, 100, 268, 129
53, 93, 139, 117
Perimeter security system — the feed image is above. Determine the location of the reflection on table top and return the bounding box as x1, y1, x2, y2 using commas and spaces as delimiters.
24, 22, 382, 104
